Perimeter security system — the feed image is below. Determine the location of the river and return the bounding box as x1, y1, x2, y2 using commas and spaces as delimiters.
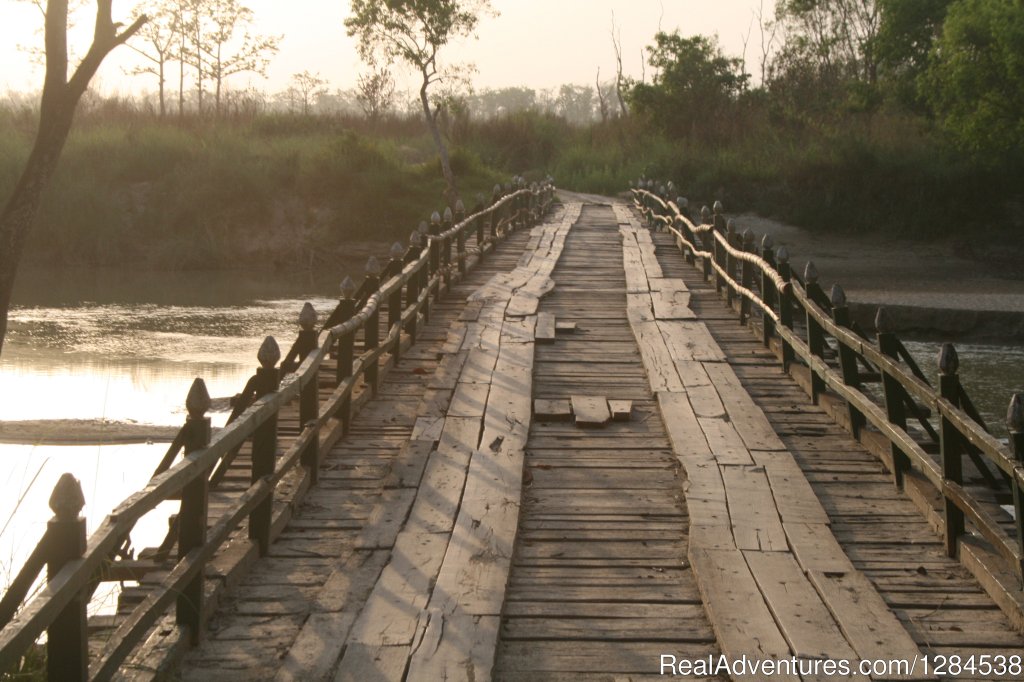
0, 264, 1021, 616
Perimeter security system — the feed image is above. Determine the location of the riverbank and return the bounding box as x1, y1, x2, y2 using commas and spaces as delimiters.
0, 419, 184, 445
737, 213, 1024, 341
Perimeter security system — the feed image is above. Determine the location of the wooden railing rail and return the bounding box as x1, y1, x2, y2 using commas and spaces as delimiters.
630, 184, 1024, 587
0, 180, 555, 680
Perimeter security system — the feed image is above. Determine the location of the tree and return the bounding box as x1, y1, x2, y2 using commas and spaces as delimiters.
181, 0, 279, 116
345, 0, 494, 201
293, 70, 329, 116
355, 66, 395, 121
555, 84, 596, 124
629, 31, 749, 138
875, 0, 951, 106
128, 3, 178, 116
925, 0, 1024, 156
0, 1, 145, 355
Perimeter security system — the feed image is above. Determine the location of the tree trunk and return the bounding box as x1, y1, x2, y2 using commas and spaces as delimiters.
158, 58, 166, 117
0, 0, 145, 356
420, 74, 456, 203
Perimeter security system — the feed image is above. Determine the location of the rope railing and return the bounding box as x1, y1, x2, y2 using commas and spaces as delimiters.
630, 183, 1024, 590
0, 178, 556, 680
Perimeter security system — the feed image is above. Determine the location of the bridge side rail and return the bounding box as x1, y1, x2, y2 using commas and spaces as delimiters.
0, 181, 555, 680
630, 185, 1024, 590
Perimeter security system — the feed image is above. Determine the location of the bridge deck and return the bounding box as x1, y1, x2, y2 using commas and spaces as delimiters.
164, 198, 1023, 682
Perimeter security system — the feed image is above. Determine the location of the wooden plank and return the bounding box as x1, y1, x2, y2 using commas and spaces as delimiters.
703, 363, 786, 451
571, 395, 611, 427
334, 643, 410, 682
555, 321, 576, 333
383, 439, 435, 489
405, 612, 499, 682
721, 465, 787, 551
536, 312, 557, 343
698, 417, 754, 466
751, 450, 830, 525
534, 399, 573, 421
808, 569, 927, 677
458, 300, 485, 322
608, 400, 632, 421
652, 288, 695, 320
410, 416, 444, 443
448, 381, 489, 418
744, 550, 860, 662
688, 548, 797, 680
657, 320, 726, 363
632, 323, 684, 392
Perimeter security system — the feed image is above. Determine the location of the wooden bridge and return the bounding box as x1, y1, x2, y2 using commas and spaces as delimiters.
2, 182, 1024, 681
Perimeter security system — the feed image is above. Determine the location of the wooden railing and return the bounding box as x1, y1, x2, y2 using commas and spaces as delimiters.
0, 179, 555, 680
630, 183, 1024, 588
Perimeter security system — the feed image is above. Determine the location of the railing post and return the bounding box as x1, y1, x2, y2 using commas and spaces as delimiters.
830, 285, 866, 437
777, 247, 795, 370
803, 261, 827, 403
760, 234, 776, 348
740, 228, 754, 325
45, 474, 87, 682
177, 378, 212, 644
490, 185, 501, 238
473, 193, 485, 255
364, 258, 381, 394
725, 219, 738, 307
877, 306, 910, 488
387, 243, 404, 365
442, 207, 453, 293
297, 304, 320, 480
405, 230, 422, 342
700, 206, 712, 281
250, 336, 280, 556
455, 199, 467, 277
938, 343, 966, 557
1008, 393, 1024, 585
713, 202, 726, 294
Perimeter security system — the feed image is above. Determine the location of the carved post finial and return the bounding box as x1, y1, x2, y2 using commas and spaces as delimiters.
455, 199, 465, 215
761, 234, 774, 250
1008, 393, 1024, 433
726, 218, 736, 236
410, 230, 422, 247
492, 183, 502, 197
365, 256, 381, 276
185, 377, 211, 417
49, 473, 85, 521
938, 342, 959, 375
298, 302, 317, 331
700, 206, 711, 222
443, 206, 453, 223
390, 242, 404, 259
258, 336, 281, 368
713, 200, 723, 214
874, 306, 893, 334
676, 196, 688, 209
742, 228, 755, 246
430, 211, 441, 226
776, 246, 790, 263
830, 284, 847, 308
804, 261, 819, 284
339, 275, 356, 299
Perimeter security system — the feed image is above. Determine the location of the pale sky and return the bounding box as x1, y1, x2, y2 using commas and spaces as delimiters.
0, 1, 777, 97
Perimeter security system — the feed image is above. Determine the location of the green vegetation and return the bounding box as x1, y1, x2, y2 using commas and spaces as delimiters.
0, 111, 503, 269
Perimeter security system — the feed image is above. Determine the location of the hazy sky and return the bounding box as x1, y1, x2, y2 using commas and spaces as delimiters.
0, 1, 777, 97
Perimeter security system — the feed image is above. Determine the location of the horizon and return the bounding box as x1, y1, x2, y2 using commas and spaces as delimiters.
0, 1, 777, 100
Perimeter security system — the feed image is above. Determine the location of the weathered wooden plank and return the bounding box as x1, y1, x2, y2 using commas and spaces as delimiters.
409, 416, 444, 443
448, 381, 490, 418
783, 522, 855, 574
808, 569, 926, 674
688, 548, 797, 680
333, 643, 410, 682
534, 399, 573, 421
721, 465, 787, 551
383, 439, 435, 489
536, 312, 557, 343
657, 320, 726, 363
751, 450, 830, 525
608, 400, 632, 421
652, 287, 695, 320
703, 362, 786, 451
744, 550, 859, 661
571, 395, 611, 427
405, 612, 498, 682
698, 417, 754, 466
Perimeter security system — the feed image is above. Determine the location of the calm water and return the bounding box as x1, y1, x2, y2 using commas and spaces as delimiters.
0, 263, 368, 614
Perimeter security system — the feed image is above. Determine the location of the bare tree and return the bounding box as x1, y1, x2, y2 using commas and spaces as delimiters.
610, 12, 628, 117
292, 70, 328, 116
755, 0, 780, 85
355, 66, 396, 122
128, 3, 178, 116
595, 67, 609, 122
0, 0, 146, 355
